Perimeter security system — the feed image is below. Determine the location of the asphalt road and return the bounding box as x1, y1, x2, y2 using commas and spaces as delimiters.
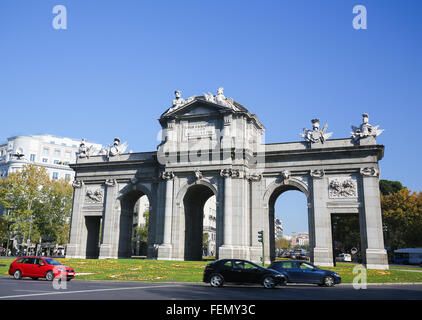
0, 277, 421, 300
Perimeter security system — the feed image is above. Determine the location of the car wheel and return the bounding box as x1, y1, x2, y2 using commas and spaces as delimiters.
13, 270, 22, 280
323, 276, 335, 287
45, 271, 55, 281
209, 274, 224, 288
262, 276, 276, 289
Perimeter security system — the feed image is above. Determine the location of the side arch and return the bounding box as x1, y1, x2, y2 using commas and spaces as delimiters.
114, 182, 153, 258
174, 178, 219, 261
175, 178, 218, 205
262, 177, 311, 262
263, 177, 309, 206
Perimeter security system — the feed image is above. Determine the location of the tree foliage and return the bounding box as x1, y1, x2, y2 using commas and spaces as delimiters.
381, 188, 422, 250
0, 164, 73, 245
275, 237, 290, 250
379, 179, 404, 196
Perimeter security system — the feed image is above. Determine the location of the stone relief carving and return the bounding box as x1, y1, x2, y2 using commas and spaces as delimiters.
329, 177, 357, 198
360, 167, 379, 177
351, 113, 384, 141
85, 188, 104, 203
302, 119, 333, 144
310, 169, 325, 178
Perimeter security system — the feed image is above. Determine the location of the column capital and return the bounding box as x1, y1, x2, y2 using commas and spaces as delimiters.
105, 179, 117, 187
220, 168, 241, 178
310, 169, 325, 179
161, 171, 175, 181
72, 179, 84, 188
360, 167, 379, 177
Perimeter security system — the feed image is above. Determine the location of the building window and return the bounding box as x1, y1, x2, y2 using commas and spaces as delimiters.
50, 141, 55, 145
54, 160, 60, 164
54, 150, 61, 157
42, 158, 48, 163
43, 148, 49, 155
52, 172, 59, 180
65, 151, 71, 159
30, 154, 36, 162
65, 174, 71, 181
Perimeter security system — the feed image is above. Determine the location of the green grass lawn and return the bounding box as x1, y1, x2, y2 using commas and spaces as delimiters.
1, 258, 421, 283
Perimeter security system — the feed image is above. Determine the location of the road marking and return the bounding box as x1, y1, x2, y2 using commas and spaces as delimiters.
0, 284, 183, 299
14, 290, 56, 293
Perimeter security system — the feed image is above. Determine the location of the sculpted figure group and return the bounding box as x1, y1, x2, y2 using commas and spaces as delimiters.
78, 137, 128, 160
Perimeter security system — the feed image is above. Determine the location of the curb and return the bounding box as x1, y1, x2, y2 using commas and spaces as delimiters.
1, 275, 421, 286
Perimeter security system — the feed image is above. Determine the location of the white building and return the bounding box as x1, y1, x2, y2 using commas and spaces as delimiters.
0, 134, 102, 181
290, 232, 309, 247
274, 218, 283, 240
203, 195, 217, 256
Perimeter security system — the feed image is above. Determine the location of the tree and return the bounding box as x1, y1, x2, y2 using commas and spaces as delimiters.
134, 211, 149, 255
36, 178, 73, 245
381, 188, 422, 251
0, 165, 50, 245
202, 232, 209, 254
0, 164, 73, 247
331, 214, 360, 254
0, 216, 8, 245
275, 237, 290, 250
380, 179, 404, 195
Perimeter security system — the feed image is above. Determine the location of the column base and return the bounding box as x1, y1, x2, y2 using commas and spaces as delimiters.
157, 244, 173, 260
312, 247, 334, 267
364, 248, 389, 270
218, 245, 253, 261
98, 244, 118, 259
65, 244, 85, 259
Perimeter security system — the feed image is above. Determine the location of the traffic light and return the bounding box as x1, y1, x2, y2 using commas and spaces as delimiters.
257, 230, 263, 243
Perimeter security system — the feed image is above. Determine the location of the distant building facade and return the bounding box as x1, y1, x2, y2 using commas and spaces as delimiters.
290, 232, 309, 247
274, 218, 283, 240
0, 134, 102, 181
203, 196, 217, 256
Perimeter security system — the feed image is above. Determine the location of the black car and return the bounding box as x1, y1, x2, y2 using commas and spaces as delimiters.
203, 259, 286, 289
268, 260, 341, 287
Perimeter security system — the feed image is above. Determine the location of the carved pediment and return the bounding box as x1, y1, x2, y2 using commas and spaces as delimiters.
160, 99, 231, 123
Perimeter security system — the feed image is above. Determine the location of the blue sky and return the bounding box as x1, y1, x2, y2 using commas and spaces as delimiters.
1, 1, 421, 235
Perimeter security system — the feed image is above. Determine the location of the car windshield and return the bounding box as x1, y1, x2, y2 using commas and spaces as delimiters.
44, 258, 62, 266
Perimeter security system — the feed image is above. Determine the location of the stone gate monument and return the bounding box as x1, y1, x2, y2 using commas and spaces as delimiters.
66, 88, 389, 269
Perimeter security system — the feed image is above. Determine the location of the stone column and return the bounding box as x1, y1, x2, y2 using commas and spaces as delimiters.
157, 171, 174, 259
66, 180, 86, 259
309, 170, 334, 267
218, 169, 233, 259
99, 179, 118, 259
360, 167, 389, 269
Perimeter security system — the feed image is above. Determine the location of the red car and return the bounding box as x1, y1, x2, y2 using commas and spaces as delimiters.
9, 256, 75, 281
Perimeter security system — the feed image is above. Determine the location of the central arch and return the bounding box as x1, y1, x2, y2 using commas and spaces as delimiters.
181, 183, 216, 261
264, 179, 310, 262
116, 184, 152, 258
